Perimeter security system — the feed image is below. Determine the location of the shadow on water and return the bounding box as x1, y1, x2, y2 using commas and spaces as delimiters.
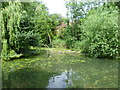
2, 67, 56, 88
2, 53, 118, 88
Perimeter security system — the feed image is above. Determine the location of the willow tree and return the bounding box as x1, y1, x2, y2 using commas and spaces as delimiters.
1, 2, 22, 60
0, 3, 2, 56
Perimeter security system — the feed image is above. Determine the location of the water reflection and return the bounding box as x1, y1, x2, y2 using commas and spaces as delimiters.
48, 69, 73, 88
2, 53, 118, 88
3, 68, 54, 88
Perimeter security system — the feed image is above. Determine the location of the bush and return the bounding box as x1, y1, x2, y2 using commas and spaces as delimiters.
52, 39, 66, 48
80, 5, 119, 59
60, 26, 77, 48
15, 31, 39, 54
73, 40, 90, 52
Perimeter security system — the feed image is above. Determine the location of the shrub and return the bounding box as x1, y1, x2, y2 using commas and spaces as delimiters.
80, 5, 119, 59
52, 39, 66, 48
73, 40, 90, 52
60, 26, 77, 48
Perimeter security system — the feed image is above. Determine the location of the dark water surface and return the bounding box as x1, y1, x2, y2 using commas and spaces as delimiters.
2, 53, 118, 88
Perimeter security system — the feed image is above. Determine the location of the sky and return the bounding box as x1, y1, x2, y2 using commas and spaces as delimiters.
41, 0, 67, 17
39, 0, 104, 18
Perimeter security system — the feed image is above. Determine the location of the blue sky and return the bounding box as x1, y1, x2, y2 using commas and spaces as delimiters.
41, 0, 67, 17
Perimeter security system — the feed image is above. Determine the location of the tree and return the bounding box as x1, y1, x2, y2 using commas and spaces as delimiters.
34, 5, 65, 47
1, 2, 40, 60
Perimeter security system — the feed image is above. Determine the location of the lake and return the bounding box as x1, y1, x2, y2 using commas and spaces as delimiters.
2, 52, 118, 88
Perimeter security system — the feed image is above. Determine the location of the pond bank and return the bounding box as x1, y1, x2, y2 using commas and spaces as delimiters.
40, 48, 81, 54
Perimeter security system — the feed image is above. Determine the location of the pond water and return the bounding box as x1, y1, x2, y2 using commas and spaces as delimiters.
2, 53, 118, 88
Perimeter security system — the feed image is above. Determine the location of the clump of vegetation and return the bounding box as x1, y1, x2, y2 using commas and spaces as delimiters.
80, 4, 119, 59
64, 1, 119, 59
1, 2, 40, 60
0, 2, 65, 60
60, 26, 77, 48
52, 39, 66, 48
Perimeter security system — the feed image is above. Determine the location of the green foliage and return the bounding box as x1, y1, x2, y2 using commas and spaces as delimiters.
61, 26, 77, 48
64, 0, 98, 49
64, 1, 119, 59
52, 39, 66, 48
1, 39, 10, 60
1, 1, 119, 60
1, 2, 22, 60
15, 31, 39, 54
80, 5, 119, 59
65, 0, 85, 39
34, 5, 52, 45
65, 0, 86, 20
49, 13, 66, 29
34, 6, 65, 46
1, 1, 66, 60
1, 2, 42, 60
